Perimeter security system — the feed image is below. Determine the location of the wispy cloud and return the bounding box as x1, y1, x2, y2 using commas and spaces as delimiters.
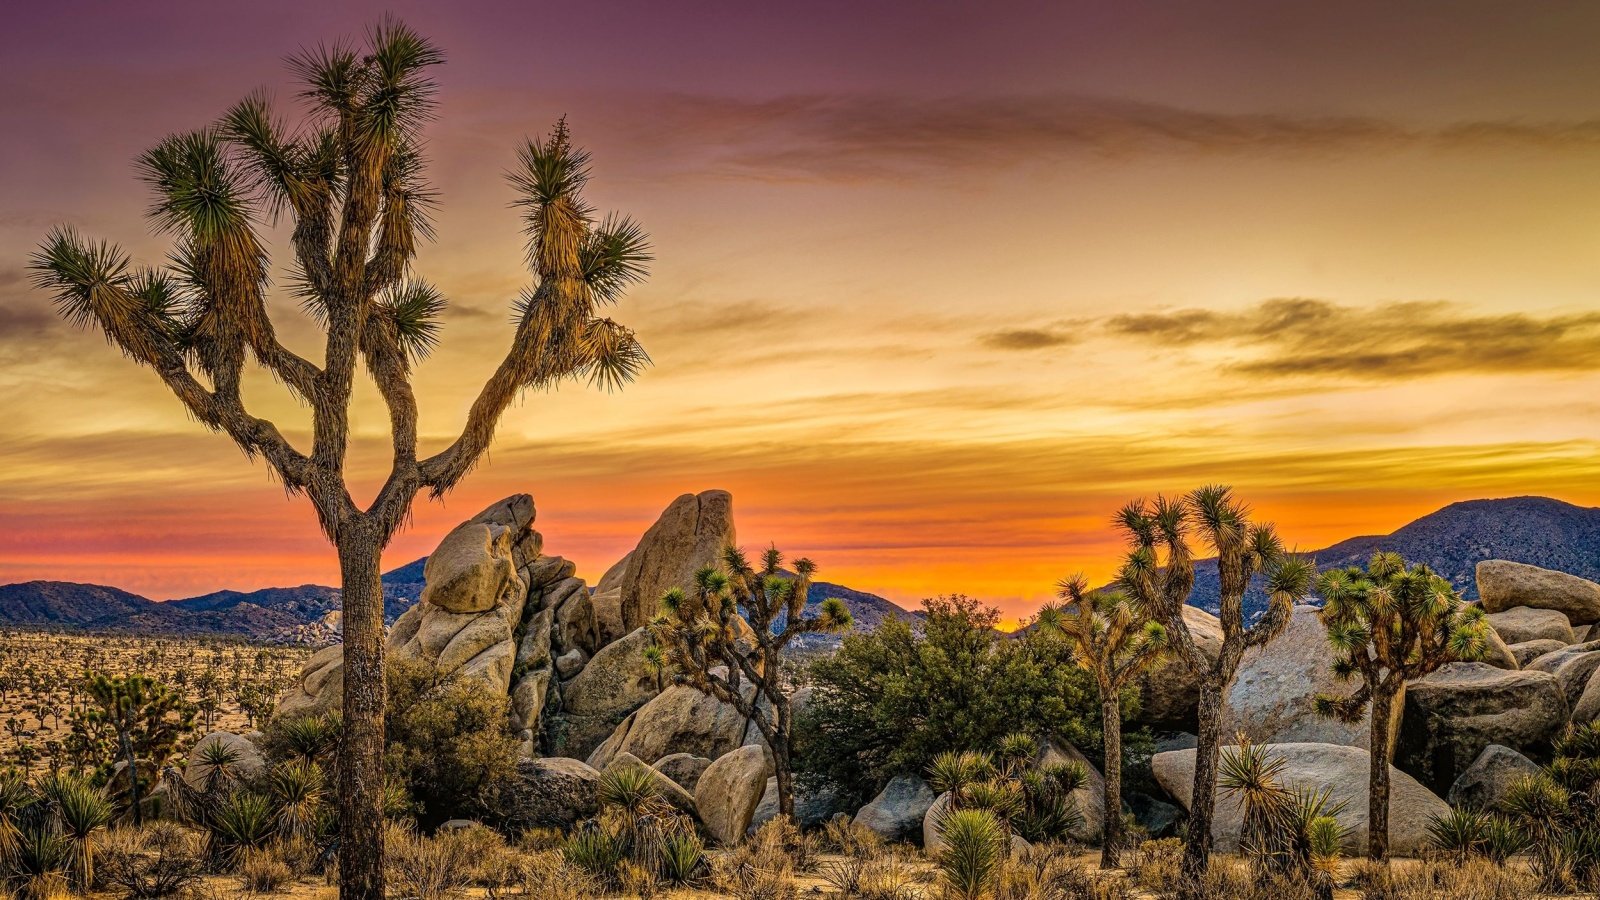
980, 327, 1077, 351
1103, 298, 1600, 380
616, 93, 1600, 182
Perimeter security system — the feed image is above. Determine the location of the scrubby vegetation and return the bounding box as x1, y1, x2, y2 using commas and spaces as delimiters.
796, 595, 1103, 805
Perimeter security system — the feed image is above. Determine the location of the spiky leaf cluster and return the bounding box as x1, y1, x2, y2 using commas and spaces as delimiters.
1039, 574, 1167, 697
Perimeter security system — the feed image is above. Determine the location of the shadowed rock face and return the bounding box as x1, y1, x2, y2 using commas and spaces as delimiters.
1398, 662, 1569, 793
1153, 742, 1450, 855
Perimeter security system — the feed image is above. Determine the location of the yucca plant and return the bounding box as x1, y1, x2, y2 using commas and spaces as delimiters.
12, 828, 72, 900
935, 808, 1007, 900
996, 734, 1037, 779
1314, 552, 1489, 860
597, 764, 661, 817
562, 826, 626, 886
30, 19, 653, 900
268, 714, 340, 767
208, 791, 276, 869
1219, 738, 1292, 868
928, 751, 997, 803
1037, 575, 1168, 867
266, 759, 327, 840
1427, 808, 1490, 862
193, 740, 245, 796
0, 769, 37, 871
1012, 762, 1086, 845
51, 775, 113, 890
657, 830, 705, 885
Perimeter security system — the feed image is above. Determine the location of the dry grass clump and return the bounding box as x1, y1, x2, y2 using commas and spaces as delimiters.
1349, 857, 1539, 900
236, 845, 293, 893
997, 844, 1134, 900
1127, 838, 1183, 895
385, 824, 472, 900
96, 824, 206, 900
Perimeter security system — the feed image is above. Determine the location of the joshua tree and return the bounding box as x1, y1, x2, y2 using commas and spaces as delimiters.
83, 674, 196, 826
1037, 576, 1167, 868
651, 546, 852, 818
1114, 485, 1316, 884
1314, 552, 1490, 861
30, 20, 649, 900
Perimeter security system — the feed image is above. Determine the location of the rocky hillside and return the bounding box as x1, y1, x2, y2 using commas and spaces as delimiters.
1187, 495, 1600, 618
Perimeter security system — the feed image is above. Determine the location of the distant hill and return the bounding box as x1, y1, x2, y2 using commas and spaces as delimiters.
0, 561, 429, 643
1185, 496, 1600, 618
6, 496, 1597, 641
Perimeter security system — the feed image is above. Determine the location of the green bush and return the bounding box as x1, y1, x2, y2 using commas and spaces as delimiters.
797, 595, 1101, 803
384, 657, 521, 828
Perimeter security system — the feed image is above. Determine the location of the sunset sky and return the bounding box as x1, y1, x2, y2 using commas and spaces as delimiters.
6, 1, 1600, 623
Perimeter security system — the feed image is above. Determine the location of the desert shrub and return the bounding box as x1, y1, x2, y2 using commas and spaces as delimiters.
797, 596, 1100, 804
748, 816, 819, 874
263, 759, 327, 841
855, 850, 921, 900
384, 657, 521, 828
514, 849, 595, 900
822, 815, 884, 858
514, 827, 566, 853
935, 807, 1007, 900
1128, 837, 1182, 894
712, 850, 798, 900
236, 845, 292, 893
997, 845, 1133, 900
386, 824, 472, 900
927, 748, 1087, 846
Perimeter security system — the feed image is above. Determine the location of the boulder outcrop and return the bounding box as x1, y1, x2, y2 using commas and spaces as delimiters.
853, 775, 936, 844
1478, 560, 1600, 625
696, 745, 770, 845
1487, 607, 1577, 645
586, 684, 750, 770
1153, 743, 1448, 855
1397, 662, 1569, 793
1446, 744, 1541, 811
1225, 605, 1400, 749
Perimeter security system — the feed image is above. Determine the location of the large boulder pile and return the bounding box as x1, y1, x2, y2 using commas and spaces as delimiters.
275, 490, 738, 763
1479, 560, 1600, 626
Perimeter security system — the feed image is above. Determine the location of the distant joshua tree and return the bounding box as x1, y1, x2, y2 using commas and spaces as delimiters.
651, 546, 852, 818
1113, 485, 1316, 885
1314, 552, 1489, 861
30, 19, 649, 900
83, 674, 196, 826
1037, 576, 1167, 868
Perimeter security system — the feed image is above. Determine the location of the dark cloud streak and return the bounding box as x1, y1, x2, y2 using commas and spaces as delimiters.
1105, 298, 1600, 379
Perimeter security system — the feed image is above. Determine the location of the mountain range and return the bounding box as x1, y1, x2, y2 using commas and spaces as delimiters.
3, 496, 1598, 642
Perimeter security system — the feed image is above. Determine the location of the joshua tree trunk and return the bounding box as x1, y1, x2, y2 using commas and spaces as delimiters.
1100, 694, 1124, 869
1182, 682, 1225, 886
1367, 686, 1395, 861
337, 527, 387, 900
119, 730, 141, 827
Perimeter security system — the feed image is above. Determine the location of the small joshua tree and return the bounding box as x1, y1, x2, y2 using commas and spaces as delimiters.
651, 545, 852, 818
83, 674, 196, 826
1314, 552, 1490, 861
30, 20, 650, 899
1037, 577, 1167, 868
1114, 485, 1316, 884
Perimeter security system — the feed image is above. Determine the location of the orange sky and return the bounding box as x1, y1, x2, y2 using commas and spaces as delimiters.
6, 2, 1600, 623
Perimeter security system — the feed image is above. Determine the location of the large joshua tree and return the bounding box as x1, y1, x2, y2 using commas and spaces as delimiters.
1313, 552, 1489, 861
1114, 486, 1315, 884
29, 21, 650, 900
651, 546, 852, 819
1037, 576, 1167, 869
